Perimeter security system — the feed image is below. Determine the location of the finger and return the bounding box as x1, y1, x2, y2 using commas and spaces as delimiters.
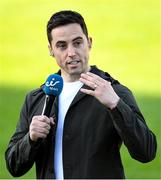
80, 73, 93, 81
86, 72, 105, 84
79, 77, 96, 90
30, 130, 49, 141
80, 88, 95, 96
32, 115, 50, 124
39, 122, 51, 130
31, 120, 51, 130
39, 115, 51, 124
80, 73, 105, 88
50, 117, 55, 125
33, 132, 48, 139
30, 125, 50, 134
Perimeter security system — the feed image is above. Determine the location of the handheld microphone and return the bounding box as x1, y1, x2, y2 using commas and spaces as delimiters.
42, 74, 63, 117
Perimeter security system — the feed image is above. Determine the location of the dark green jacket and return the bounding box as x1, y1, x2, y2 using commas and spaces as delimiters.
5, 66, 157, 179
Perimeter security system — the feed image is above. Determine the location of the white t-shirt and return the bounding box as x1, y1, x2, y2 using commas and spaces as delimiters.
54, 80, 83, 179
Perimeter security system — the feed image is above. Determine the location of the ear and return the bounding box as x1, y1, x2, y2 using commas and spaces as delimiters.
48, 44, 54, 57
88, 37, 92, 49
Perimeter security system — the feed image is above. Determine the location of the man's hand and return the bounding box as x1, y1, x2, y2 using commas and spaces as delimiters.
29, 115, 54, 142
79, 72, 120, 110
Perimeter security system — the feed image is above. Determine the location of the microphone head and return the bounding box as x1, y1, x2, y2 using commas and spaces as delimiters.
43, 74, 63, 96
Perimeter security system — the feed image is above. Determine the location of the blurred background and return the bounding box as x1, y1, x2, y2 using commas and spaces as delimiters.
0, 0, 161, 178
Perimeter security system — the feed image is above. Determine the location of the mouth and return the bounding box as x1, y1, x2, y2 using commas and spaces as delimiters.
67, 60, 80, 65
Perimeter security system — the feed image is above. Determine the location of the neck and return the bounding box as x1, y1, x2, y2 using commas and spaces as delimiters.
61, 66, 91, 82
63, 75, 80, 82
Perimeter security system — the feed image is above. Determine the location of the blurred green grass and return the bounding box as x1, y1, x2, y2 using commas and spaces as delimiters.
0, 0, 161, 178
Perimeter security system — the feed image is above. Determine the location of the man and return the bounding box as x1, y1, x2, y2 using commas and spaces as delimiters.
5, 10, 157, 179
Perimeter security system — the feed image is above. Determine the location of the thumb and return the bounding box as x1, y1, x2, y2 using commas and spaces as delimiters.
50, 117, 55, 126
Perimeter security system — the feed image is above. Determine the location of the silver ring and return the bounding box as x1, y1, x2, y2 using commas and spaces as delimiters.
94, 84, 98, 89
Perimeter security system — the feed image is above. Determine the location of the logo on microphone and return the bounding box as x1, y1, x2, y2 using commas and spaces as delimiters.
43, 74, 63, 96
45, 78, 60, 92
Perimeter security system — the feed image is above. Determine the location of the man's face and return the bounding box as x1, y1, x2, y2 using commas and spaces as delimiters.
49, 23, 92, 81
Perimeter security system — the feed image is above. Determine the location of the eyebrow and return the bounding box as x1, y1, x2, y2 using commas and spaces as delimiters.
56, 36, 83, 45
56, 41, 66, 45
72, 36, 83, 42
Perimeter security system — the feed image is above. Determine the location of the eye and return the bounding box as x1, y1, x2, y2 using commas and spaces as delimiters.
59, 44, 67, 50
56, 43, 67, 50
73, 40, 82, 47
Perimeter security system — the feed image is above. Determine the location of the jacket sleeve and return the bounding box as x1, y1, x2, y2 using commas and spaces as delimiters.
5, 93, 41, 177
111, 85, 157, 163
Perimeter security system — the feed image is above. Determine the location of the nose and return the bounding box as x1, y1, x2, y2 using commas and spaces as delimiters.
67, 45, 76, 57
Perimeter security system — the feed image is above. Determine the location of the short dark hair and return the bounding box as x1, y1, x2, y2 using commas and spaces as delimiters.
47, 10, 88, 44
